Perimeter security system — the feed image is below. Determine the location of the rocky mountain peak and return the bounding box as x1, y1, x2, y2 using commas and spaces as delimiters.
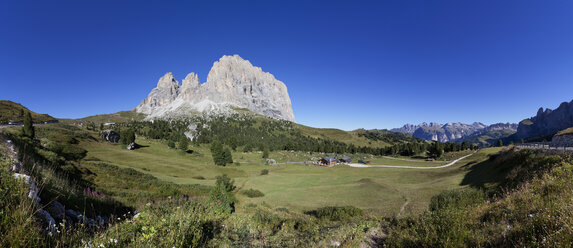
181, 72, 200, 89
514, 100, 573, 140
157, 72, 179, 89
393, 121, 512, 142
135, 55, 295, 122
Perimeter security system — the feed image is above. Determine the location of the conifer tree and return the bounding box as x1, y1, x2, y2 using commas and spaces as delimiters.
223, 147, 233, 164
211, 141, 226, 166
178, 136, 189, 151
22, 111, 35, 138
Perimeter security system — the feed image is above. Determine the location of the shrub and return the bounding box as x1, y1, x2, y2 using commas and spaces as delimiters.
306, 206, 363, 221
167, 140, 175, 149
208, 175, 236, 214
241, 189, 264, 198
260, 169, 269, 175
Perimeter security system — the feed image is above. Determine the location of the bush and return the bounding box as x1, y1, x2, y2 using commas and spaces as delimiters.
208, 175, 236, 214
260, 169, 269, 175
167, 140, 175, 149
306, 206, 363, 221
241, 189, 264, 198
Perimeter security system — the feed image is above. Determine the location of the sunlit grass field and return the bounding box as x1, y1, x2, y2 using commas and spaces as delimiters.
81, 136, 500, 216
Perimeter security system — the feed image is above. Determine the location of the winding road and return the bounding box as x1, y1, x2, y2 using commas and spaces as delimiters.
348, 151, 477, 169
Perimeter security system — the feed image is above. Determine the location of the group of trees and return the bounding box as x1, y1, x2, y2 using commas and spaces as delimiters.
381, 141, 478, 158
107, 115, 481, 161
120, 129, 136, 145
356, 129, 423, 144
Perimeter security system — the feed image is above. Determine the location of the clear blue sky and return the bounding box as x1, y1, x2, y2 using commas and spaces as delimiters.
1, 0, 572, 130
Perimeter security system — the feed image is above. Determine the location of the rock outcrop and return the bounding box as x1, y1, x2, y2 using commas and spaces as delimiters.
552, 134, 573, 147
513, 100, 573, 141
135, 55, 295, 122
390, 123, 419, 134
101, 130, 120, 143
135, 73, 180, 114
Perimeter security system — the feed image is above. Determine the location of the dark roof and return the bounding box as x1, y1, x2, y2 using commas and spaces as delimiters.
339, 156, 352, 162
323, 157, 337, 162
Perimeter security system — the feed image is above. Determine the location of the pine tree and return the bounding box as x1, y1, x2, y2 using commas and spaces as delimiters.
121, 130, 136, 145
208, 174, 236, 214
228, 137, 238, 151
223, 147, 233, 164
22, 112, 35, 138
497, 139, 503, 147
178, 137, 189, 151
262, 148, 269, 159
211, 141, 226, 166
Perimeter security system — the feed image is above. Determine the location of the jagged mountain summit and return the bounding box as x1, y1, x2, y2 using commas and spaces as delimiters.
413, 122, 486, 142
135, 55, 295, 122
392, 122, 517, 143
512, 100, 573, 141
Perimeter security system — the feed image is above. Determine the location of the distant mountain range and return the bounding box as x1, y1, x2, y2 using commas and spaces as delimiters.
392, 99, 573, 145
392, 122, 518, 143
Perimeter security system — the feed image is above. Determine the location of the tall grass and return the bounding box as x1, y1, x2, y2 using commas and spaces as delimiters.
385, 148, 573, 247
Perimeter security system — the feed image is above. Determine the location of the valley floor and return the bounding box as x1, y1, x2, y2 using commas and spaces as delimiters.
80, 136, 497, 217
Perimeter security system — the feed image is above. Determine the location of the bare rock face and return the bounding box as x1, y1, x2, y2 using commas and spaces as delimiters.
135, 55, 295, 122
398, 122, 486, 142
552, 134, 573, 146
514, 100, 573, 140
136, 72, 180, 115
101, 130, 120, 143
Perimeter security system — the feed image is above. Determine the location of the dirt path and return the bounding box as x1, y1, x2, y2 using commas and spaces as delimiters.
396, 198, 409, 218
382, 156, 445, 163
348, 151, 477, 169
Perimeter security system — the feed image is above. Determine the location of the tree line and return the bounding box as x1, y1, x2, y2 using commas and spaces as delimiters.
108, 115, 478, 161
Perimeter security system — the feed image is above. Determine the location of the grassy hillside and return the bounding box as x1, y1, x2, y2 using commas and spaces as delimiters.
0, 123, 464, 246
461, 129, 516, 147
67, 108, 406, 150
0, 100, 57, 124
5, 120, 571, 246
555, 126, 573, 136
61, 110, 146, 124
297, 124, 392, 148
385, 147, 573, 247
75, 124, 493, 216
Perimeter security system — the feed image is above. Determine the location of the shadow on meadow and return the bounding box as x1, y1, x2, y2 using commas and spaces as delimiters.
460, 147, 564, 192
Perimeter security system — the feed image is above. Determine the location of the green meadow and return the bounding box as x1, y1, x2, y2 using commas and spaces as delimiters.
80, 135, 500, 217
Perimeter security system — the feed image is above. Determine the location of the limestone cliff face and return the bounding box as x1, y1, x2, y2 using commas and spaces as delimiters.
135, 55, 295, 122
514, 100, 573, 140
135, 72, 180, 114
411, 122, 484, 142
